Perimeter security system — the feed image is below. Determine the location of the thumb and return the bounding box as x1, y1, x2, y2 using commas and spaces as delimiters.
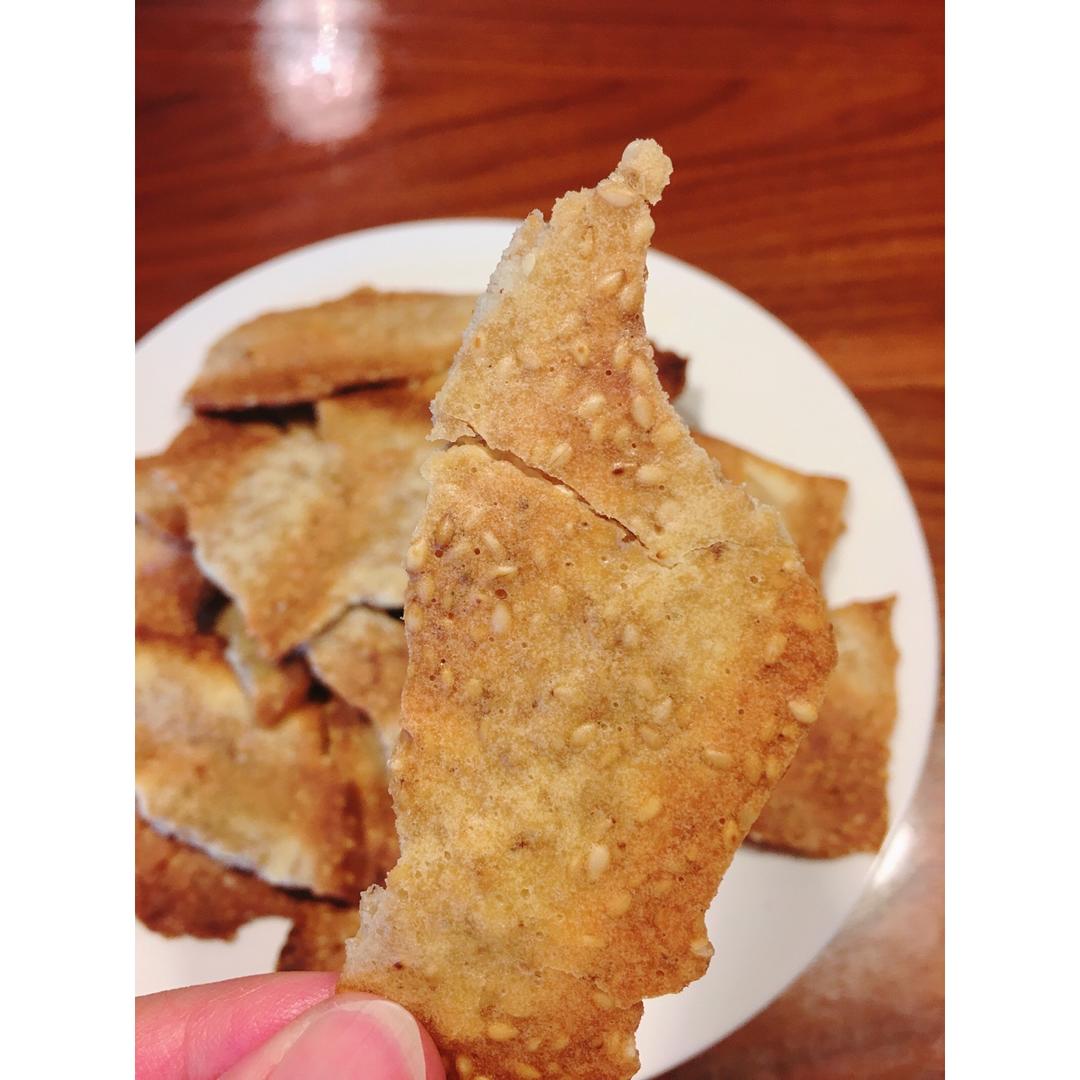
221, 992, 446, 1080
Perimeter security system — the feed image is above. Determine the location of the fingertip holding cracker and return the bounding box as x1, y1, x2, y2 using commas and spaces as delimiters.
750, 597, 899, 857
340, 140, 836, 1078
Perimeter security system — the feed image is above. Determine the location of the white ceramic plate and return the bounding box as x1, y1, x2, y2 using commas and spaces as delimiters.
135, 218, 939, 1077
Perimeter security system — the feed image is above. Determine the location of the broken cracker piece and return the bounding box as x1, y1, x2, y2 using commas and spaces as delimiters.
305, 606, 407, 753
693, 432, 848, 582
156, 417, 353, 658
135, 522, 215, 637
186, 289, 479, 410
136, 811, 300, 939
316, 386, 436, 609
341, 140, 836, 1079
216, 603, 311, 727
136, 455, 187, 540
751, 598, 899, 857
135, 634, 396, 900
278, 903, 360, 973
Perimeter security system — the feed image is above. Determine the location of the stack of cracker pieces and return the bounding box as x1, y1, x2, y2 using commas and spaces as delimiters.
135, 141, 900, 1076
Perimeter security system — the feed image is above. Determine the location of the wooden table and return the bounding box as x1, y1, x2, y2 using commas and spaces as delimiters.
137, 2, 944, 1074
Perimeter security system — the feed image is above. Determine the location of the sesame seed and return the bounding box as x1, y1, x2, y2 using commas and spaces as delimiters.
587, 843, 610, 879
765, 756, 784, 781
522, 349, 542, 371
589, 419, 607, 442
764, 633, 788, 663
579, 227, 595, 257
636, 464, 664, 486
630, 357, 652, 386
654, 421, 681, 445
598, 180, 636, 207
640, 725, 664, 748
491, 602, 511, 635
405, 538, 427, 572
633, 673, 656, 699
487, 1021, 519, 1041
743, 751, 763, 784
482, 530, 506, 559
612, 340, 633, 370
760, 715, 778, 740
607, 891, 632, 915
782, 557, 800, 573
592, 990, 614, 1010
656, 498, 679, 526
473, 330, 487, 352
551, 1033, 570, 1051
624, 1037, 638, 1060
704, 748, 732, 768
570, 722, 596, 746
723, 820, 740, 847
435, 515, 455, 547
404, 607, 424, 632
416, 575, 435, 604
497, 353, 516, 376
636, 795, 663, 822
690, 937, 713, 958
512, 1064, 541, 1079
780, 722, 802, 740
612, 423, 632, 448
456, 1056, 474, 1078
621, 623, 640, 647
526, 1037, 542, 1052
652, 697, 673, 723
631, 212, 655, 245
488, 563, 518, 579
617, 281, 643, 313
739, 803, 758, 832
580, 934, 600, 947
549, 442, 573, 467
788, 699, 819, 724
571, 340, 590, 366
521, 251, 537, 276
630, 395, 653, 430
560, 311, 583, 336
578, 392, 606, 419
597, 269, 626, 296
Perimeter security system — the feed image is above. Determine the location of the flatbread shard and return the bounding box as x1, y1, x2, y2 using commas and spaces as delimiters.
431, 141, 753, 566
136, 811, 301, 939
215, 604, 311, 727
156, 418, 353, 658
751, 598, 899, 857
135, 523, 215, 637
135, 455, 187, 540
305, 606, 408, 752
693, 432, 848, 583
135, 633, 397, 900
342, 142, 836, 1079
316, 386, 436, 609
185, 289, 478, 410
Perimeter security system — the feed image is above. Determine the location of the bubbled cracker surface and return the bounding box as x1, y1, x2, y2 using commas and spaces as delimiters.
316, 387, 437, 609
693, 432, 848, 583
216, 603, 311, 727
751, 598, 899, 857
135, 634, 396, 900
342, 137, 836, 1080
186, 289, 478, 410
157, 418, 355, 658
305, 606, 408, 753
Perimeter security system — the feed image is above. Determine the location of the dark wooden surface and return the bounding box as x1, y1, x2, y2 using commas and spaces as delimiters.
137, 1, 944, 1074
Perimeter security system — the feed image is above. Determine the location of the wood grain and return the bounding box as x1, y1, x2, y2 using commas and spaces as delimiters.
137, 1, 943, 1073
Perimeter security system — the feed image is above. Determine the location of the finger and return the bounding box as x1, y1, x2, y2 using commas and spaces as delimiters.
136, 972, 337, 1080
221, 992, 446, 1080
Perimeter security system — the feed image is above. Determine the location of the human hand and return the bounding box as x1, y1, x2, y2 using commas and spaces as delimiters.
136, 972, 446, 1079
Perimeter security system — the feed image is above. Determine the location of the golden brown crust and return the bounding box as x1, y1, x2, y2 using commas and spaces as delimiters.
136, 811, 303, 939
278, 903, 360, 973
316, 386, 436, 609
215, 604, 311, 727
750, 598, 899, 857
156, 418, 355, 658
136, 455, 188, 540
693, 432, 848, 582
135, 523, 215, 638
341, 141, 836, 1079
305, 606, 408, 752
185, 289, 478, 410
135, 634, 396, 900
